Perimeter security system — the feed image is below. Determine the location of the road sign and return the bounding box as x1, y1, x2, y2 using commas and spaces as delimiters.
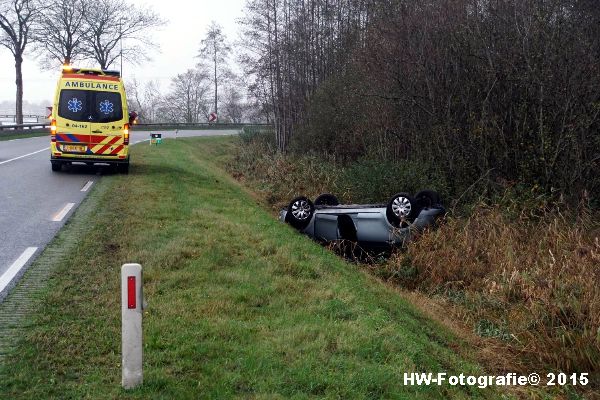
46, 107, 52, 119
150, 133, 162, 145
208, 112, 217, 122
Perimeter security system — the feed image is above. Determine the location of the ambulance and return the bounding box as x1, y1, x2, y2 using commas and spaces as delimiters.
49, 67, 135, 174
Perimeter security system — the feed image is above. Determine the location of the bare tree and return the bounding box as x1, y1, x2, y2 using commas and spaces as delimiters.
33, 0, 87, 67
197, 21, 231, 120
159, 69, 211, 123
0, 0, 39, 124
221, 85, 245, 123
81, 0, 164, 70
239, 0, 370, 151
126, 78, 163, 123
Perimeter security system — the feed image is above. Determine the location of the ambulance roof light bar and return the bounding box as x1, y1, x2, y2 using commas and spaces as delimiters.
61, 65, 121, 78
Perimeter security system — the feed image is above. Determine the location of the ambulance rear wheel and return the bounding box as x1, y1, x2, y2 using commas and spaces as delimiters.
51, 161, 62, 172
118, 163, 129, 174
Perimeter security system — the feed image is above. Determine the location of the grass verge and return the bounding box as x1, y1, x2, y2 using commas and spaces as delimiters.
0, 136, 492, 399
0, 131, 48, 141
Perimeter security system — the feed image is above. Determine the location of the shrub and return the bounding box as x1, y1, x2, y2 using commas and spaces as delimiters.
230, 133, 449, 207
336, 158, 448, 204
387, 205, 600, 373
228, 133, 339, 208
239, 126, 275, 146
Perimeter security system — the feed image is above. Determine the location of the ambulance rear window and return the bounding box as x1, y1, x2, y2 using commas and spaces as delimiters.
58, 89, 123, 123
94, 92, 123, 123
58, 90, 88, 122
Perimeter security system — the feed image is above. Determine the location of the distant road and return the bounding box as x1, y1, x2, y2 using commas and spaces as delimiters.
0, 129, 239, 301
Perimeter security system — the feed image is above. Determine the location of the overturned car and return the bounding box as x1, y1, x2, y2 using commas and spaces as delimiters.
280, 191, 445, 248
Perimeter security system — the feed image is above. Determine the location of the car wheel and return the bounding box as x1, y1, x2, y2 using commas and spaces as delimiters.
51, 161, 62, 172
286, 196, 315, 230
314, 193, 339, 206
414, 189, 441, 209
386, 192, 417, 226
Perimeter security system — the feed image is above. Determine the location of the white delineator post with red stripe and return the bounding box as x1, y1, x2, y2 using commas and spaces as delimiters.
121, 263, 143, 389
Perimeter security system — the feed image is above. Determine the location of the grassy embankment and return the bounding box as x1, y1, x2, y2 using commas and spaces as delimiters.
228, 131, 600, 395
0, 136, 493, 399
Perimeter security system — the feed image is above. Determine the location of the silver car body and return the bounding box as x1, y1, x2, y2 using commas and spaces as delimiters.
280, 205, 444, 247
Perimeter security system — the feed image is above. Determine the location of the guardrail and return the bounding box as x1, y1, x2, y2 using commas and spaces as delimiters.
0, 114, 47, 122
134, 122, 272, 130
0, 122, 273, 135
0, 114, 46, 118
0, 123, 49, 135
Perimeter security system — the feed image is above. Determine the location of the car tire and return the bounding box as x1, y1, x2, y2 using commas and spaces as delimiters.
414, 189, 441, 209
286, 196, 315, 230
386, 192, 417, 226
51, 161, 62, 172
314, 193, 339, 206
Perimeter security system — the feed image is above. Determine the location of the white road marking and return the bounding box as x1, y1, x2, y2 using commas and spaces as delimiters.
81, 181, 94, 192
0, 247, 38, 294
0, 147, 49, 165
132, 139, 150, 145
52, 203, 75, 222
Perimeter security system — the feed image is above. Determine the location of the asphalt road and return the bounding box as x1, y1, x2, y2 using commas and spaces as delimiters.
0, 129, 239, 301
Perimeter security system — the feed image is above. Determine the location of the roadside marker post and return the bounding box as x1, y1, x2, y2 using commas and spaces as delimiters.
121, 263, 143, 389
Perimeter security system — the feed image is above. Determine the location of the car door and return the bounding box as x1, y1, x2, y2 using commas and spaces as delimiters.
56, 89, 91, 154
88, 91, 125, 157
354, 211, 391, 243
313, 213, 339, 241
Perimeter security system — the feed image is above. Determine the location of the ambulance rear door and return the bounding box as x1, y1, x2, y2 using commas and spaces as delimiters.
88, 90, 126, 157
56, 89, 91, 154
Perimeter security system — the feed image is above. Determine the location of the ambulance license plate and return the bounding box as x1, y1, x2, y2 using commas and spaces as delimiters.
63, 144, 87, 153
63, 145, 86, 153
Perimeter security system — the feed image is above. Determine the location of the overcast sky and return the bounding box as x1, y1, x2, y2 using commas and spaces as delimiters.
0, 0, 246, 107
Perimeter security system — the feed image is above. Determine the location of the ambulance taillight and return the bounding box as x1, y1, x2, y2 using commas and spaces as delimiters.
50, 119, 57, 142
124, 123, 130, 145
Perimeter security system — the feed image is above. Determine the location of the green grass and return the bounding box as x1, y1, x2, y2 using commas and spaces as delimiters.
0, 136, 496, 399
0, 131, 48, 141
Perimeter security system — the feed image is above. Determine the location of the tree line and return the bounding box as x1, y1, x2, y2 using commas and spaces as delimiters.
1, 0, 247, 126
126, 22, 249, 124
239, 0, 600, 204
126, 69, 248, 125
0, 0, 163, 124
